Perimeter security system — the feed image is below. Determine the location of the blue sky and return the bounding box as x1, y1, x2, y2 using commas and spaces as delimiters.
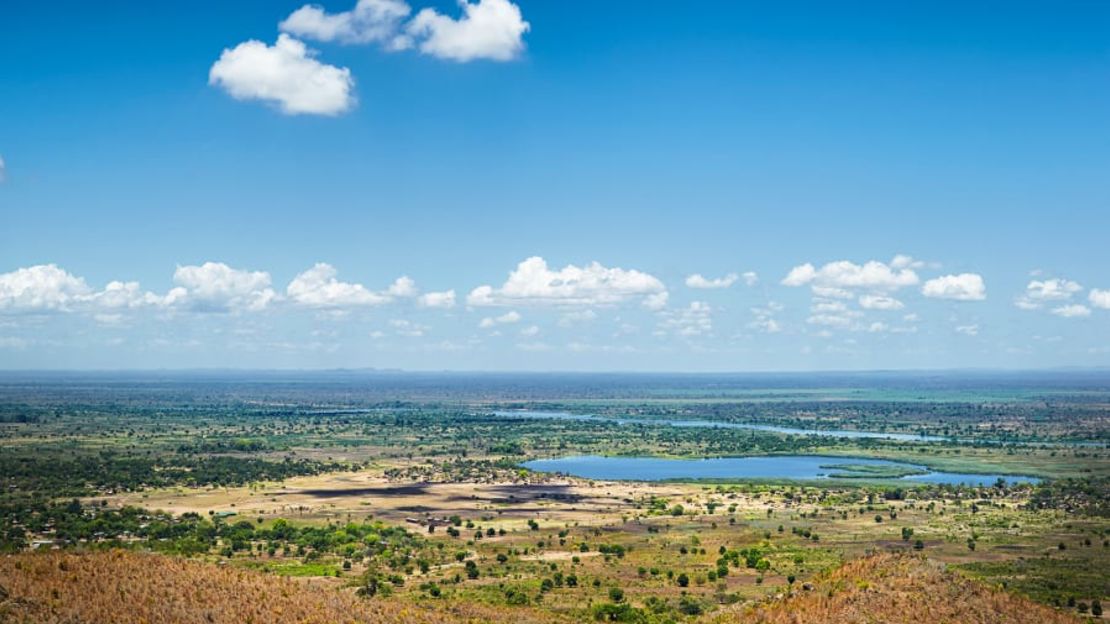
1, 0, 1108, 370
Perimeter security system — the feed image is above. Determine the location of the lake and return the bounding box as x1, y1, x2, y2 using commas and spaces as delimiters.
521, 454, 1040, 486
492, 409, 946, 442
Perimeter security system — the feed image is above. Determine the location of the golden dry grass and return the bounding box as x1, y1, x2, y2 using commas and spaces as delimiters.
711, 552, 1082, 624
0, 550, 566, 624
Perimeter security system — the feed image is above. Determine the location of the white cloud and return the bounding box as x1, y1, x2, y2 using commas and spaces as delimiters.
685, 273, 738, 289
87, 281, 174, 310
286, 263, 392, 308
386, 276, 418, 297
890, 254, 923, 269
209, 34, 355, 116
479, 309, 521, 328
642, 291, 669, 311
748, 318, 781, 334
418, 289, 456, 308
0, 155, 6, 183
1090, 289, 1110, 310
1016, 278, 1082, 310
280, 0, 411, 45
0, 264, 91, 312
407, 0, 529, 62
174, 262, 277, 312
0, 265, 178, 314
658, 301, 713, 337
468, 256, 666, 307
1051, 304, 1091, 318
741, 271, 759, 286
858, 294, 904, 310
955, 324, 979, 336
782, 257, 920, 291
921, 273, 987, 301
748, 302, 783, 334
519, 324, 540, 337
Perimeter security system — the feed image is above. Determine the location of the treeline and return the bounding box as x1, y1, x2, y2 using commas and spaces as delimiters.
1, 452, 344, 499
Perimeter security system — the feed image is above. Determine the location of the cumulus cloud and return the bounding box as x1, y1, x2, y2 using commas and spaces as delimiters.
209, 34, 355, 116
0, 264, 92, 312
174, 262, 277, 312
741, 271, 759, 286
1090, 289, 1110, 310
1015, 278, 1082, 310
87, 281, 175, 310
782, 257, 920, 291
407, 0, 529, 62
921, 273, 987, 301
479, 310, 521, 328
286, 263, 393, 308
418, 289, 456, 308
386, 276, 418, 298
1051, 304, 1091, 318
685, 273, 738, 289
955, 324, 979, 336
280, 0, 411, 45
858, 294, 905, 310
467, 256, 666, 307
0, 265, 179, 314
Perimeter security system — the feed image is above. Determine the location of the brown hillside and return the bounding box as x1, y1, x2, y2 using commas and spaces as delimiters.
0, 550, 564, 624
711, 552, 1082, 624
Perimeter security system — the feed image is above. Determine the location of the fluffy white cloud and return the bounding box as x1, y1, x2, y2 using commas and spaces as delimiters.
280, 0, 411, 45
286, 263, 390, 308
1052, 304, 1091, 318
955, 324, 979, 336
1016, 278, 1082, 310
741, 271, 759, 286
685, 273, 738, 289
0, 265, 180, 314
0, 264, 91, 311
209, 34, 355, 116
479, 310, 521, 328
407, 0, 529, 62
387, 276, 418, 298
173, 262, 277, 312
468, 257, 666, 307
782, 257, 920, 291
519, 324, 540, 337
87, 281, 175, 310
418, 289, 456, 308
858, 294, 905, 310
1090, 289, 1110, 310
921, 273, 987, 301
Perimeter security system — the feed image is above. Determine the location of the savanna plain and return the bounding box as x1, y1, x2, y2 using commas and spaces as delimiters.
1, 371, 1107, 623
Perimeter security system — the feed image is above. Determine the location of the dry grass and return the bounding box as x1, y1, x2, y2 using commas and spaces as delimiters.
711, 552, 1082, 624
0, 550, 565, 624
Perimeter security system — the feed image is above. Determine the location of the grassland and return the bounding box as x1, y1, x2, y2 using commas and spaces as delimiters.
0, 372, 1107, 622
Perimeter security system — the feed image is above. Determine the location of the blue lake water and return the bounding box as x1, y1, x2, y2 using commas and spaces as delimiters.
521, 455, 1040, 486
492, 410, 946, 442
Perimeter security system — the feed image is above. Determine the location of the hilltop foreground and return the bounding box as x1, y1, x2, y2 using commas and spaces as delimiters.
0, 550, 1081, 624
